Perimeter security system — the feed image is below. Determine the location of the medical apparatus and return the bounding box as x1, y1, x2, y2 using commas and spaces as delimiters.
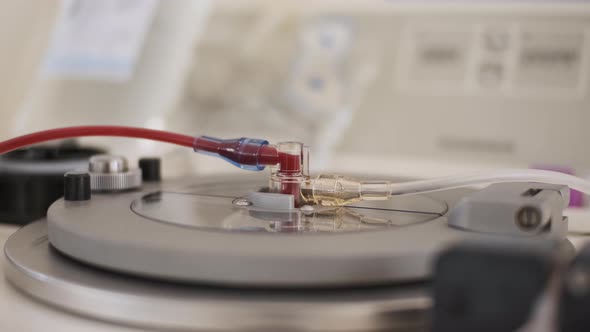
4, 0, 590, 331
1, 125, 589, 331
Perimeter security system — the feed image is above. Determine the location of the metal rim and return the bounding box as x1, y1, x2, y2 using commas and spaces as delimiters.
4, 220, 430, 331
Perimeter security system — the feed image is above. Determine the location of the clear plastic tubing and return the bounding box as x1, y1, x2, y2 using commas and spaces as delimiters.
303, 169, 590, 206
389, 169, 590, 196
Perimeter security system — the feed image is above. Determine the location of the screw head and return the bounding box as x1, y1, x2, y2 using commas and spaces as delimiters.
233, 198, 252, 207
300, 205, 315, 214
515, 206, 542, 231
89, 155, 128, 173
87, 154, 142, 192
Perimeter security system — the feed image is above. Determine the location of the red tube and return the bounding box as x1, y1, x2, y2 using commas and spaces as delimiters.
0, 126, 195, 155
0, 126, 280, 170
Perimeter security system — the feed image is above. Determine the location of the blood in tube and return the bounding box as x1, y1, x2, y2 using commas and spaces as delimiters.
278, 151, 302, 206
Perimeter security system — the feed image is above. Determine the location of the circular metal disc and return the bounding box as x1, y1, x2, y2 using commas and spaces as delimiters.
5, 220, 429, 331
46, 175, 468, 286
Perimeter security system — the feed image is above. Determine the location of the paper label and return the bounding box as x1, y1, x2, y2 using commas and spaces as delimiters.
43, 0, 159, 81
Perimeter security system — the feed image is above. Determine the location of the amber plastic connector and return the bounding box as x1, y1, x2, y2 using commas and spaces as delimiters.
301, 174, 392, 206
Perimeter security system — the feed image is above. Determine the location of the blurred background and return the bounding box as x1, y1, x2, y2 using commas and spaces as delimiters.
1, 0, 590, 180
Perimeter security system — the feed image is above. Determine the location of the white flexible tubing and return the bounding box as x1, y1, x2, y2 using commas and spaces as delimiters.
389, 169, 590, 196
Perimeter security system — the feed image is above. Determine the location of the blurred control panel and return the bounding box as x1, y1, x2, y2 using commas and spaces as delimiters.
177, 2, 590, 169
397, 22, 587, 98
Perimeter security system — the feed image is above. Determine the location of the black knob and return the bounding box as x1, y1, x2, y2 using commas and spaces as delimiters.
64, 171, 91, 201
138, 158, 161, 182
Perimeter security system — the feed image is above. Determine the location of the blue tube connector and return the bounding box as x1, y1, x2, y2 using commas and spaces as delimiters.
193, 136, 278, 171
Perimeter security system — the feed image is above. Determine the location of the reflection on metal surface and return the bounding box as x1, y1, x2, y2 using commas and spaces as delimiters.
132, 188, 447, 233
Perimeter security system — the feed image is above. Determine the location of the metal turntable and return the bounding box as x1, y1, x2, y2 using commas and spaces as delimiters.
3, 152, 574, 331
0, 128, 583, 331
